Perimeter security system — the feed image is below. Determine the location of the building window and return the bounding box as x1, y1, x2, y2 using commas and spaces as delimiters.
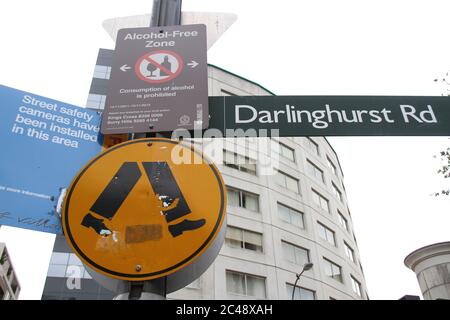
273, 141, 295, 162
49, 252, 70, 265
226, 271, 266, 299
48, 252, 70, 277
226, 226, 263, 253
68, 253, 83, 266
344, 242, 355, 263
276, 171, 300, 194
0, 249, 8, 265
280, 143, 295, 162
223, 150, 257, 175
318, 222, 336, 246
227, 187, 259, 212
306, 137, 319, 156
6, 266, 13, 279
47, 264, 67, 278
311, 189, 329, 213
306, 160, 324, 183
323, 258, 343, 283
10, 278, 19, 296
286, 284, 315, 300
65, 265, 83, 279
338, 211, 349, 232
327, 157, 337, 175
277, 203, 305, 228
332, 183, 343, 202
351, 276, 362, 297
66, 261, 92, 279
281, 241, 309, 265
1, 250, 12, 282
47, 252, 92, 279
93, 65, 111, 79
86, 93, 106, 110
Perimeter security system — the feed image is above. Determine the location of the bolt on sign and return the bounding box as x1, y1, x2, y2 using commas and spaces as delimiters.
62, 138, 226, 281
100, 25, 209, 135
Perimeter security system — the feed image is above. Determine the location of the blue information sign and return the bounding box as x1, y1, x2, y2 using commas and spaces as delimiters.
0, 85, 102, 234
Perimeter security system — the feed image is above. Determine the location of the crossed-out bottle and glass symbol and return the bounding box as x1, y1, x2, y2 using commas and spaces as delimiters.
135, 50, 183, 84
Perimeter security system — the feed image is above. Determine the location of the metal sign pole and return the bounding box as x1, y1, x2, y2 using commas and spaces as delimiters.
151, 0, 182, 27
120, 0, 182, 300
131, 0, 181, 141
151, 0, 182, 141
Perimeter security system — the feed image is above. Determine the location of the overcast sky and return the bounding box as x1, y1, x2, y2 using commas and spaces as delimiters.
1, 0, 450, 300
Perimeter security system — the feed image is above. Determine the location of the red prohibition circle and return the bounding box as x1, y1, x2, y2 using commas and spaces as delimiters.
135, 50, 184, 84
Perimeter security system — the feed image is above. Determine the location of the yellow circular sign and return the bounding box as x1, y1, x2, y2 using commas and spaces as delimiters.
62, 138, 226, 281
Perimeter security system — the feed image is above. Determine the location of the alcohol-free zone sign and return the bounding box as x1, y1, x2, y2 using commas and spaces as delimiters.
101, 24, 208, 135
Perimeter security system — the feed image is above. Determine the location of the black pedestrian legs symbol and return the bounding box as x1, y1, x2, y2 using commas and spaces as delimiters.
81, 162, 205, 238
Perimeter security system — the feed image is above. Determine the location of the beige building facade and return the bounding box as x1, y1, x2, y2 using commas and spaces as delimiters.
167, 65, 368, 300
405, 241, 450, 300
0, 242, 20, 300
